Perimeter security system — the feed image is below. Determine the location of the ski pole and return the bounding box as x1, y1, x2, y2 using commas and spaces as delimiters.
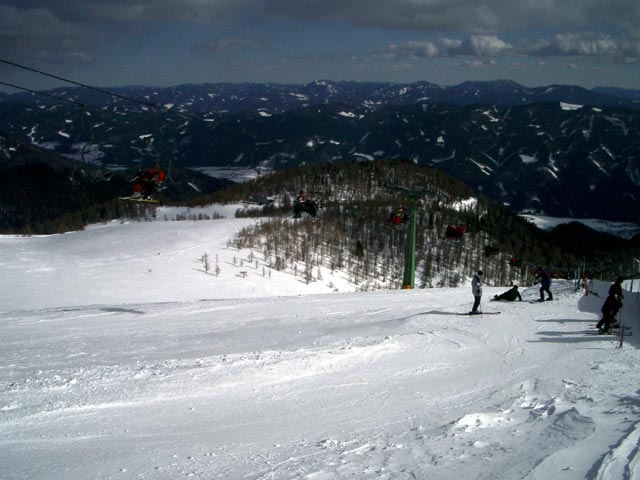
618, 303, 624, 349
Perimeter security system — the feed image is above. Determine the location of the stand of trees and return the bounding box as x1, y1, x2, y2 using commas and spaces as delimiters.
0, 162, 158, 234
224, 161, 574, 289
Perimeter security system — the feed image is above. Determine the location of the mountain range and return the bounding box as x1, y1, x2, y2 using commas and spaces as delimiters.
1, 80, 640, 222
3, 79, 640, 113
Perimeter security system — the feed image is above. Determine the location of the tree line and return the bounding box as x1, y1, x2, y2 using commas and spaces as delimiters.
219, 160, 574, 289
0, 162, 155, 234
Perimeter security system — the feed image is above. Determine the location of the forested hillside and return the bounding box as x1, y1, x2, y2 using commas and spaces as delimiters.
198, 161, 575, 289
0, 132, 235, 234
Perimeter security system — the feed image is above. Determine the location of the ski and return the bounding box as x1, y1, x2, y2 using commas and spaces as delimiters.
458, 311, 501, 316
583, 330, 632, 336
119, 196, 159, 203
589, 325, 630, 330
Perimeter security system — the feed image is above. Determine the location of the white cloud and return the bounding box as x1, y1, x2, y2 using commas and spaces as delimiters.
385, 33, 640, 61
385, 36, 512, 59
463, 35, 511, 56
520, 33, 640, 59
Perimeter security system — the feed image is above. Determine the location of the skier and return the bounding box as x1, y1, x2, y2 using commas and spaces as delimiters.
470, 270, 483, 314
535, 266, 553, 301
130, 164, 165, 199
596, 277, 624, 334
492, 285, 522, 302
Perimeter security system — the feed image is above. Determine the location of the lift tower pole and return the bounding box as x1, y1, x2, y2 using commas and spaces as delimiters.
386, 182, 444, 289
401, 193, 420, 289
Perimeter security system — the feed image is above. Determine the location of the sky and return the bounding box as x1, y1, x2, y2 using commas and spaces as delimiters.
1, 208, 639, 478
1, 0, 640, 93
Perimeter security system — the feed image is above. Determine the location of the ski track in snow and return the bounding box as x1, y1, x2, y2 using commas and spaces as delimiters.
0, 221, 639, 479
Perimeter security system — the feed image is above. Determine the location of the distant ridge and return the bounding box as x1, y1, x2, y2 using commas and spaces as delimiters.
2, 79, 639, 113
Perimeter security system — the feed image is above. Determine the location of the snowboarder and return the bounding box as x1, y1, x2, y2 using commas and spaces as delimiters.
492, 285, 522, 302
535, 266, 553, 301
130, 164, 165, 199
596, 276, 624, 334
470, 270, 483, 314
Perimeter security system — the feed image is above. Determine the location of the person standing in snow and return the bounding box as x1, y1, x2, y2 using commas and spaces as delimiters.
596, 276, 624, 334
470, 270, 483, 314
535, 267, 553, 302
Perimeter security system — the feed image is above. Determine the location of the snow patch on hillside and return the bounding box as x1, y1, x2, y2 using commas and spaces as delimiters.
522, 215, 640, 238
560, 102, 583, 111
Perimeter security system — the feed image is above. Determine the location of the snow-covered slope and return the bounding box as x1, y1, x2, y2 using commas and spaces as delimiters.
1, 214, 639, 479
0, 209, 355, 311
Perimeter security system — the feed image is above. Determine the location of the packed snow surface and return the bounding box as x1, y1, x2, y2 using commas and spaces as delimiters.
1, 212, 639, 480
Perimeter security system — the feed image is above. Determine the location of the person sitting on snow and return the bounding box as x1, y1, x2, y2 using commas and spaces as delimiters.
492, 285, 522, 302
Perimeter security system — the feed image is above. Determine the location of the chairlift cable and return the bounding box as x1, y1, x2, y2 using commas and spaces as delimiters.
77, 104, 112, 183
148, 105, 173, 183
2, 73, 174, 184
0, 58, 197, 123
0, 80, 88, 108
1, 62, 265, 171
0, 58, 155, 108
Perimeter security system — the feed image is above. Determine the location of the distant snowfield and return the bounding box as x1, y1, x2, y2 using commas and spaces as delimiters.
192, 167, 266, 182
0, 213, 353, 311
521, 214, 640, 239
1, 211, 639, 479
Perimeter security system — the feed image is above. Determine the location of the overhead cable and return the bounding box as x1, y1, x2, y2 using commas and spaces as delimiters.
0, 57, 154, 108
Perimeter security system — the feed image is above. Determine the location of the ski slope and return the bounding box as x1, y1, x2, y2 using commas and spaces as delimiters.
1, 213, 639, 480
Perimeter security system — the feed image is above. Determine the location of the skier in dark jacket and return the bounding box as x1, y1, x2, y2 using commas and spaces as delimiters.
535, 267, 553, 301
492, 285, 522, 302
596, 277, 624, 334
